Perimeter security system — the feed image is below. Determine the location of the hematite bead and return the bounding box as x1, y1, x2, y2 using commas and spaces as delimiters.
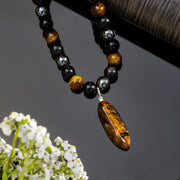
61, 65, 76, 82
50, 43, 64, 56
84, 81, 97, 99
96, 76, 110, 93
107, 52, 122, 67
45, 30, 59, 44
96, 16, 111, 30
104, 67, 118, 83
35, 7, 49, 17
101, 29, 115, 41
69, 75, 84, 92
91, 2, 106, 17
40, 18, 53, 31
56, 55, 69, 68
105, 39, 120, 53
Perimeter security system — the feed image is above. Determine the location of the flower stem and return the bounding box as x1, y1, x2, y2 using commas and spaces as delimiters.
18, 141, 33, 180
2, 129, 19, 180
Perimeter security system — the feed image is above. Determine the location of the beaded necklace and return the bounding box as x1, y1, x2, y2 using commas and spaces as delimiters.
32, 0, 130, 151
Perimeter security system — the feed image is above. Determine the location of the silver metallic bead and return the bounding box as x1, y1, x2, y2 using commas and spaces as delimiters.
56, 55, 69, 67
101, 29, 115, 41
36, 7, 47, 17
96, 76, 110, 93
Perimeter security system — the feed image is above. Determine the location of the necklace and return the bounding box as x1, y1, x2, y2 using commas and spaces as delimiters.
32, 0, 130, 151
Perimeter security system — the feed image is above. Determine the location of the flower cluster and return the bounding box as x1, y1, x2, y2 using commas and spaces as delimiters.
0, 112, 88, 180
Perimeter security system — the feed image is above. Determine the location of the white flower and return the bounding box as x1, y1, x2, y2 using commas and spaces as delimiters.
0, 112, 88, 180
0, 118, 12, 136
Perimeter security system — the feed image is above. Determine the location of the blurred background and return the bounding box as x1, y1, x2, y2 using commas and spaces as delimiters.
0, 0, 180, 179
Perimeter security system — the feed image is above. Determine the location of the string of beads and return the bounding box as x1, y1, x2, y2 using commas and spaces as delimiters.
32, 0, 122, 99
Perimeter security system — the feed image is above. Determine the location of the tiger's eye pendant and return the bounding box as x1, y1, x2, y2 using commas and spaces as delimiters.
97, 88, 130, 151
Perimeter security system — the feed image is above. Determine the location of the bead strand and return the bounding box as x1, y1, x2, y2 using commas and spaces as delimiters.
32, 0, 123, 99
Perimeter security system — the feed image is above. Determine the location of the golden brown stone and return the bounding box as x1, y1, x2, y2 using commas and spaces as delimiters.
91, 2, 106, 17
69, 75, 84, 91
98, 100, 130, 151
107, 52, 122, 66
45, 30, 59, 44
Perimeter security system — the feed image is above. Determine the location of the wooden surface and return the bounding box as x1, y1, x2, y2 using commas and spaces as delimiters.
100, 0, 180, 48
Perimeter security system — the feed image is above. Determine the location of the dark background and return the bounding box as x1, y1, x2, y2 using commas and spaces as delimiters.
0, 0, 180, 179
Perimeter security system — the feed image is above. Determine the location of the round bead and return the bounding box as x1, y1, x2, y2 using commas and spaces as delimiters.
32, 0, 50, 6
104, 67, 118, 83
69, 75, 84, 91
45, 30, 59, 44
50, 43, 64, 56
101, 29, 115, 41
107, 52, 122, 66
61, 65, 76, 82
105, 39, 120, 53
40, 17, 53, 31
91, 2, 106, 17
35, 7, 48, 17
96, 16, 111, 30
84, 81, 97, 99
56, 55, 69, 68
96, 76, 110, 93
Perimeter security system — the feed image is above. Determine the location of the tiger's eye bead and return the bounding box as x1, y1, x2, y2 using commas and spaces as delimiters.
84, 81, 97, 99
40, 17, 53, 31
61, 65, 75, 82
56, 55, 69, 68
91, 2, 106, 17
50, 43, 64, 56
108, 52, 122, 66
35, 7, 48, 17
105, 39, 120, 53
104, 67, 118, 83
45, 30, 59, 44
97, 16, 111, 30
96, 76, 110, 93
101, 29, 115, 41
69, 75, 84, 91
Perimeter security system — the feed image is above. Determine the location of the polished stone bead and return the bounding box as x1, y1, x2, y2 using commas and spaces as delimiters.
50, 43, 64, 56
104, 67, 118, 83
105, 39, 120, 53
98, 100, 130, 151
61, 65, 75, 82
32, 0, 50, 6
69, 75, 84, 91
35, 7, 48, 17
96, 76, 110, 93
40, 17, 53, 31
101, 29, 115, 41
91, 2, 106, 17
96, 16, 111, 30
84, 81, 97, 99
107, 52, 122, 66
56, 55, 69, 68
45, 30, 59, 44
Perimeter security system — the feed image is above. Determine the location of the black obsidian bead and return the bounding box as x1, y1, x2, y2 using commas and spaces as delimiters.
32, 0, 50, 6
50, 43, 64, 56
56, 55, 69, 69
40, 17, 53, 31
101, 29, 115, 41
105, 39, 120, 53
61, 65, 76, 82
96, 16, 111, 30
96, 76, 110, 93
104, 67, 118, 83
83, 82, 97, 99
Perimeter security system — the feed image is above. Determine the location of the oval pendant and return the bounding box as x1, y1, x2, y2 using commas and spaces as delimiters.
98, 100, 130, 151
